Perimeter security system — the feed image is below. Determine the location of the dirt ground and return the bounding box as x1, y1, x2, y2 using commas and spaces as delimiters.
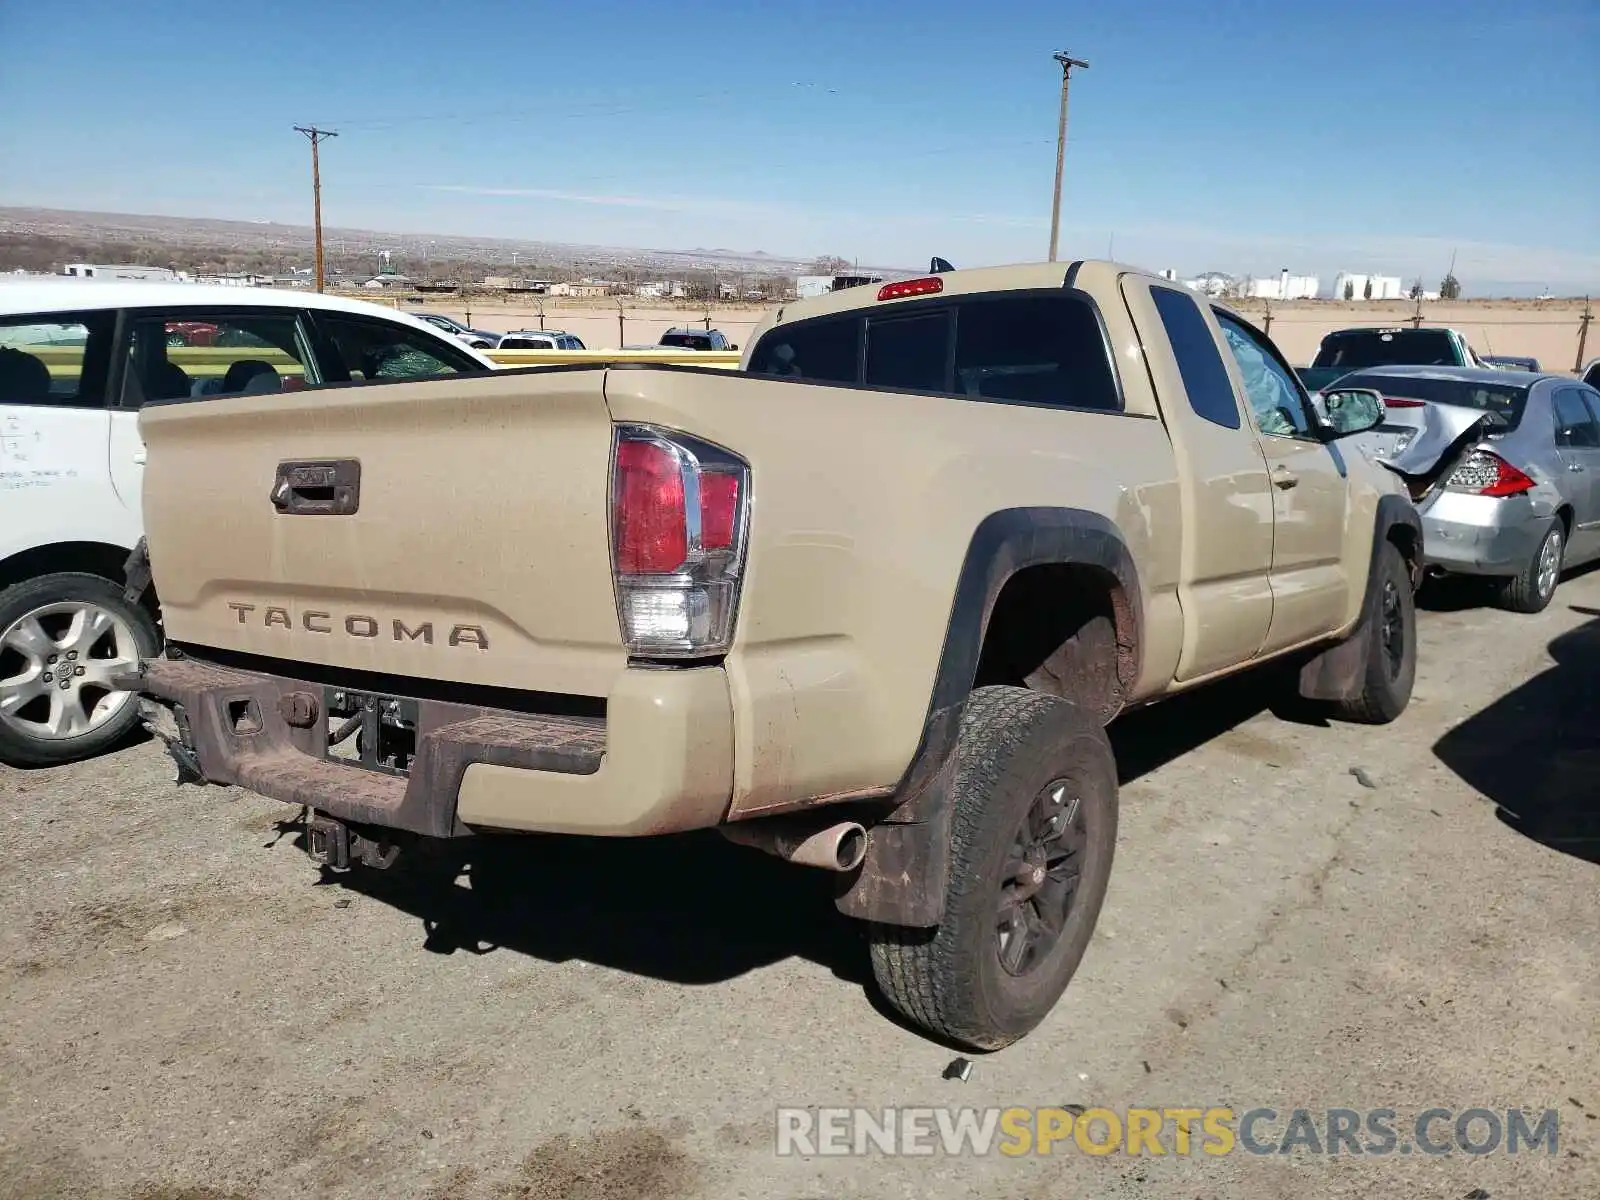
395, 294, 1597, 372
2, 575, 1598, 1200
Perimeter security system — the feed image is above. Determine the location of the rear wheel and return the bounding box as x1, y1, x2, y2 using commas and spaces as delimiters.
1333, 541, 1416, 724
0, 573, 159, 766
868, 687, 1118, 1050
1499, 519, 1563, 614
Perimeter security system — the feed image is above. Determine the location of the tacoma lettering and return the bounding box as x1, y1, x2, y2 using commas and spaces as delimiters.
224, 603, 488, 650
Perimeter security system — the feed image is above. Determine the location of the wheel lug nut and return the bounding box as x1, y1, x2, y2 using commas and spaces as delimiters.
48, 655, 58, 664
66, 650, 78, 661
75, 666, 86, 677
42, 672, 53, 683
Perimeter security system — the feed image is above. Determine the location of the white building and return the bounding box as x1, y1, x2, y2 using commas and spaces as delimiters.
633, 280, 686, 299
1244, 270, 1320, 301
1183, 272, 1235, 297
194, 272, 273, 288
1332, 272, 1405, 301
62, 263, 181, 282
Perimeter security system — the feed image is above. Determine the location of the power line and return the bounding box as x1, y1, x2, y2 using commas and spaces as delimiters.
294, 126, 338, 292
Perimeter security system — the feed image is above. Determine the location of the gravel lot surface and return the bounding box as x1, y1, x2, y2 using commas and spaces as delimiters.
2, 576, 1597, 1200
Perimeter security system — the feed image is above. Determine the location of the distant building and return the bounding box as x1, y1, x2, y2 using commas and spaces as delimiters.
1183, 272, 1235, 297
62, 263, 180, 282
1332, 272, 1405, 301
796, 272, 886, 299
1244, 271, 1319, 301
551, 281, 612, 298
194, 272, 273, 288
633, 281, 687, 299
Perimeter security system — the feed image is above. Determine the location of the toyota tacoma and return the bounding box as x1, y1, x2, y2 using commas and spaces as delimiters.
122, 261, 1422, 1049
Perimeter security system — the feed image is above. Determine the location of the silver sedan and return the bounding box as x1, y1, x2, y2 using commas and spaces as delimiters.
1332, 366, 1600, 613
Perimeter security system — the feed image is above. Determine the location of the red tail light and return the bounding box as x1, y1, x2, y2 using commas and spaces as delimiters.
613, 440, 688, 573
877, 277, 943, 301
698, 471, 740, 551
611, 426, 751, 656
1383, 396, 1425, 408
1445, 450, 1534, 497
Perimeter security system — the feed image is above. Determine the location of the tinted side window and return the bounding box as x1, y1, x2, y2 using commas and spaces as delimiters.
1584, 362, 1600, 390
748, 315, 861, 383
1149, 287, 1239, 429
952, 294, 1119, 410
1553, 388, 1600, 448
315, 315, 481, 382
0, 312, 115, 408
865, 311, 949, 392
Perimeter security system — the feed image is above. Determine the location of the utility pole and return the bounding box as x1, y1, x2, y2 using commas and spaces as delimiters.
1576, 296, 1593, 373
294, 125, 338, 292
1047, 50, 1090, 263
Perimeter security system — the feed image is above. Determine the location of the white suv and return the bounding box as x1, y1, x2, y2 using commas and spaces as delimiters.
0, 279, 495, 765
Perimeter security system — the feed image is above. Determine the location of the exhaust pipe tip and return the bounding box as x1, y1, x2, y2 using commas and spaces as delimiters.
830, 823, 868, 872
721, 817, 868, 872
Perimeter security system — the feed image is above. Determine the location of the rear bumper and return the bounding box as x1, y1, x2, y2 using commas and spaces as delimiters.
127, 653, 733, 838
1421, 491, 1553, 576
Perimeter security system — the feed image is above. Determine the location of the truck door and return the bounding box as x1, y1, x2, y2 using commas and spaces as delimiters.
1123, 280, 1274, 681
1212, 309, 1351, 655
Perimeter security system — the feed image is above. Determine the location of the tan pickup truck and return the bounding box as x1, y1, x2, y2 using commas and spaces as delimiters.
123, 260, 1421, 1049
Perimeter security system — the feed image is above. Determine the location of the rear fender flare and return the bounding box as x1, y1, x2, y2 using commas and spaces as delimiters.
836, 507, 1143, 927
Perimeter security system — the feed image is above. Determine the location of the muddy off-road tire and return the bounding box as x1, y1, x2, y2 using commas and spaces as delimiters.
868, 686, 1118, 1051
0, 572, 160, 767
1499, 518, 1564, 615
1332, 542, 1417, 725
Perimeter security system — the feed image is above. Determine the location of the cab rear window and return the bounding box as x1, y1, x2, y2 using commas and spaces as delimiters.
748, 291, 1120, 412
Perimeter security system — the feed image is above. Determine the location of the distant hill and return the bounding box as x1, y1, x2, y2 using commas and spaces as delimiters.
0, 206, 902, 280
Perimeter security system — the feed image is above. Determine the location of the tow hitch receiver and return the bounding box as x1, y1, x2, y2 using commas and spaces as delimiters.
305, 812, 404, 871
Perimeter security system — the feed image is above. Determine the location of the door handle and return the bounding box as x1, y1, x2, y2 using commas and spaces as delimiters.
1271, 466, 1299, 489
132, 449, 147, 465
270, 459, 361, 516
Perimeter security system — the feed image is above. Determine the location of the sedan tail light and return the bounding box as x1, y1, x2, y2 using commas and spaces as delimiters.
1444, 449, 1534, 497
611, 424, 750, 656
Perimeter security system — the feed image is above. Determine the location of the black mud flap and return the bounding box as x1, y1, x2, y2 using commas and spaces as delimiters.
1298, 495, 1422, 703
123, 537, 152, 607
834, 723, 959, 928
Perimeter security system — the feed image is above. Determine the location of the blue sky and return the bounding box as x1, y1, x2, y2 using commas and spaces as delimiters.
2, 0, 1597, 293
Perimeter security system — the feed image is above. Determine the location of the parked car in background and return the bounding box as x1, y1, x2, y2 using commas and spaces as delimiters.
1296, 326, 1482, 393
0, 280, 494, 766
659, 327, 736, 351
408, 312, 502, 350
494, 330, 585, 350
1480, 354, 1540, 372
1330, 365, 1600, 612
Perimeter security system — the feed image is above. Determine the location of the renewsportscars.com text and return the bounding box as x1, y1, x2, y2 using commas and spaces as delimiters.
775, 1106, 1559, 1158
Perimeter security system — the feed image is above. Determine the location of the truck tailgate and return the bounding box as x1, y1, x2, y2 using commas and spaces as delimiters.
138, 369, 626, 697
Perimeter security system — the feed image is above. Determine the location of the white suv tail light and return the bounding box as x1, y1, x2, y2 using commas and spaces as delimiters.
610, 424, 750, 656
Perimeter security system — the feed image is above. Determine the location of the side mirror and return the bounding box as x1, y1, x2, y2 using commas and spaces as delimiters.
1318, 388, 1385, 438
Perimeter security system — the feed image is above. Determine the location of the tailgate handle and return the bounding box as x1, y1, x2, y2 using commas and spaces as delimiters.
271, 459, 361, 516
